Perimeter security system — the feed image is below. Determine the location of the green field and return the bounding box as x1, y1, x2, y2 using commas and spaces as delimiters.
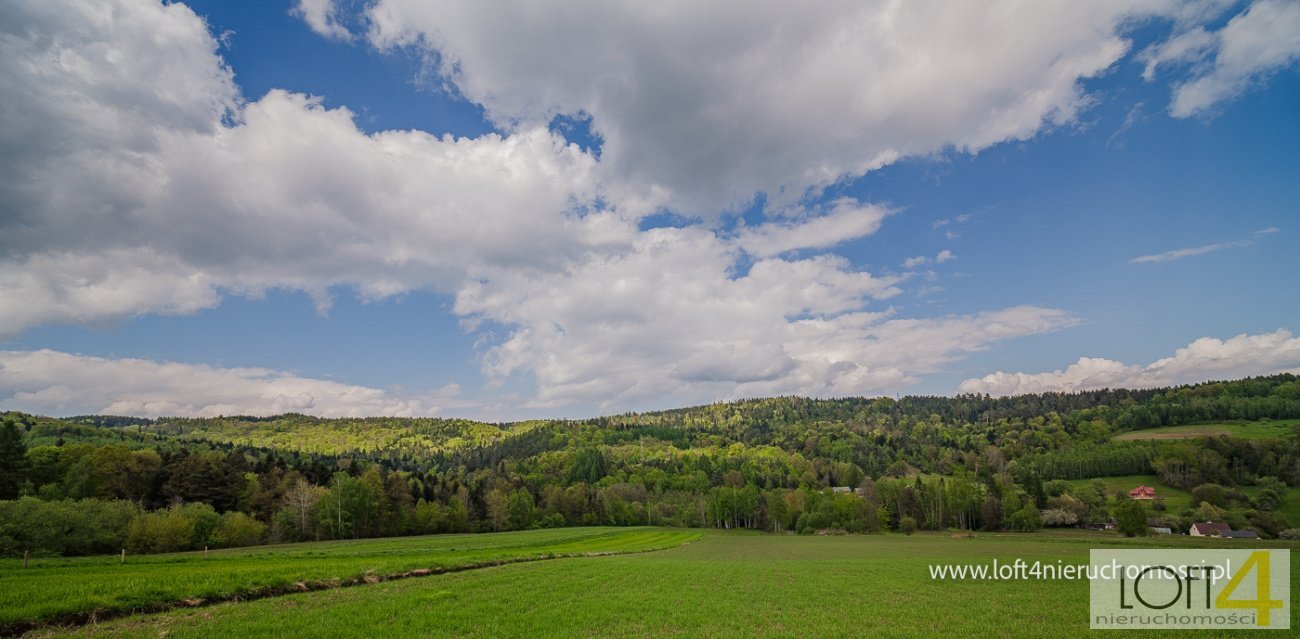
1113, 419, 1300, 441
13, 529, 1299, 638
1064, 475, 1194, 511
0, 528, 697, 632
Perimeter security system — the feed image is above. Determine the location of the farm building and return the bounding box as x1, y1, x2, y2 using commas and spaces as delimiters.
1222, 530, 1259, 539
1190, 522, 1232, 537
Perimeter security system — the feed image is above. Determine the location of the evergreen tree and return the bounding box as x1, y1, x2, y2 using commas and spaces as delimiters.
0, 418, 28, 499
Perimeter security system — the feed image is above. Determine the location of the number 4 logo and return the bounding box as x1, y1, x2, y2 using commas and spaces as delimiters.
1216, 551, 1285, 627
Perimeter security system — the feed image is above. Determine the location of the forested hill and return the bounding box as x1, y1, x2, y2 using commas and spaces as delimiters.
2, 374, 1299, 556
45, 372, 1300, 457
64, 414, 547, 457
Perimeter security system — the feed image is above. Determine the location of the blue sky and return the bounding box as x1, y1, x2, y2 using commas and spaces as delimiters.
1, 0, 1298, 420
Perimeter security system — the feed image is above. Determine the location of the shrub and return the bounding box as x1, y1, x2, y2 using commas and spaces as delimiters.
127, 508, 195, 553
1040, 508, 1077, 527
899, 516, 917, 535
0, 497, 137, 556
212, 512, 266, 548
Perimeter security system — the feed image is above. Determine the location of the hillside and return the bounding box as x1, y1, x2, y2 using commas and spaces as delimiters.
2, 374, 1299, 559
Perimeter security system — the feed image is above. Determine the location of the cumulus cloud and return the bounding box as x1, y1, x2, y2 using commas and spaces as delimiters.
0, 0, 1087, 413
1143, 0, 1300, 117
0, 0, 611, 335
292, 0, 353, 41
0, 350, 441, 418
366, 0, 1179, 215
455, 219, 1076, 407
957, 329, 1300, 396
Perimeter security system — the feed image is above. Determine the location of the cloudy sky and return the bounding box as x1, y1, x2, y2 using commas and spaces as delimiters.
1, 0, 1298, 420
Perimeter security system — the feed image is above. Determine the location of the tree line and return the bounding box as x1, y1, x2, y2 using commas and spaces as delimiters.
1, 374, 1298, 556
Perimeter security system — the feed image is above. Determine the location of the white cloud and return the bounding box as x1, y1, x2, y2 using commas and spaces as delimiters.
0, 0, 611, 334
1255, 226, 1280, 235
1130, 239, 1252, 263
734, 199, 891, 258
957, 329, 1300, 396
902, 250, 956, 269
0, 0, 1087, 414
292, 0, 353, 41
0, 350, 441, 418
1143, 0, 1300, 117
1140, 27, 1218, 81
366, 0, 1176, 216
455, 220, 1075, 407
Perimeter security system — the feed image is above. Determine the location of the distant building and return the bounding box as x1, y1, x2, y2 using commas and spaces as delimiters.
1149, 527, 1173, 535
1129, 485, 1156, 500
830, 486, 862, 495
1190, 522, 1232, 537
1222, 530, 1259, 539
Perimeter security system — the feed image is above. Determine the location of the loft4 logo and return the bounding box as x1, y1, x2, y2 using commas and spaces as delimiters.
1090, 549, 1290, 630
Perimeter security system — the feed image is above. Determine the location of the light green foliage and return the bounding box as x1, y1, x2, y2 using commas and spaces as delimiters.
0, 498, 137, 556
212, 512, 265, 548
1008, 504, 1042, 532
137, 415, 544, 457
126, 508, 195, 554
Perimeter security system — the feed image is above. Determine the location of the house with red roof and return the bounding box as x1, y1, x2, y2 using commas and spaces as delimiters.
1128, 485, 1155, 500
1190, 522, 1232, 537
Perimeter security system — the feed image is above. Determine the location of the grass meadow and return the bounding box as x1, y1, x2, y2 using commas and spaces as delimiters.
1112, 419, 1300, 441
1065, 474, 1194, 510
12, 529, 1297, 638
0, 528, 697, 632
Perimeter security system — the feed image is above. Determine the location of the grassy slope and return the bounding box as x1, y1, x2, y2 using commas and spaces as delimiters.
0, 528, 698, 629
47, 530, 1300, 639
1065, 475, 1300, 526
1065, 475, 1193, 512
1242, 487, 1300, 527
1113, 419, 1300, 441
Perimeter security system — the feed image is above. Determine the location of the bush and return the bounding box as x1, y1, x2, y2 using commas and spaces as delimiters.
1008, 505, 1042, 532
212, 512, 266, 548
1278, 529, 1300, 540
899, 516, 917, 535
1040, 508, 1077, 527
175, 502, 220, 549
127, 508, 195, 553
0, 497, 137, 556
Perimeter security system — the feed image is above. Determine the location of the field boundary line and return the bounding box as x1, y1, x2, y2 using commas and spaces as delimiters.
1, 533, 701, 637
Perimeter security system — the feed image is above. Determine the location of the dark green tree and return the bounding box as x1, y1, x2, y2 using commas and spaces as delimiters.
1115, 499, 1148, 537
0, 418, 28, 499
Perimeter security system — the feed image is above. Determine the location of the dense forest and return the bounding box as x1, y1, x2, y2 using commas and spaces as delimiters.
2, 374, 1299, 556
